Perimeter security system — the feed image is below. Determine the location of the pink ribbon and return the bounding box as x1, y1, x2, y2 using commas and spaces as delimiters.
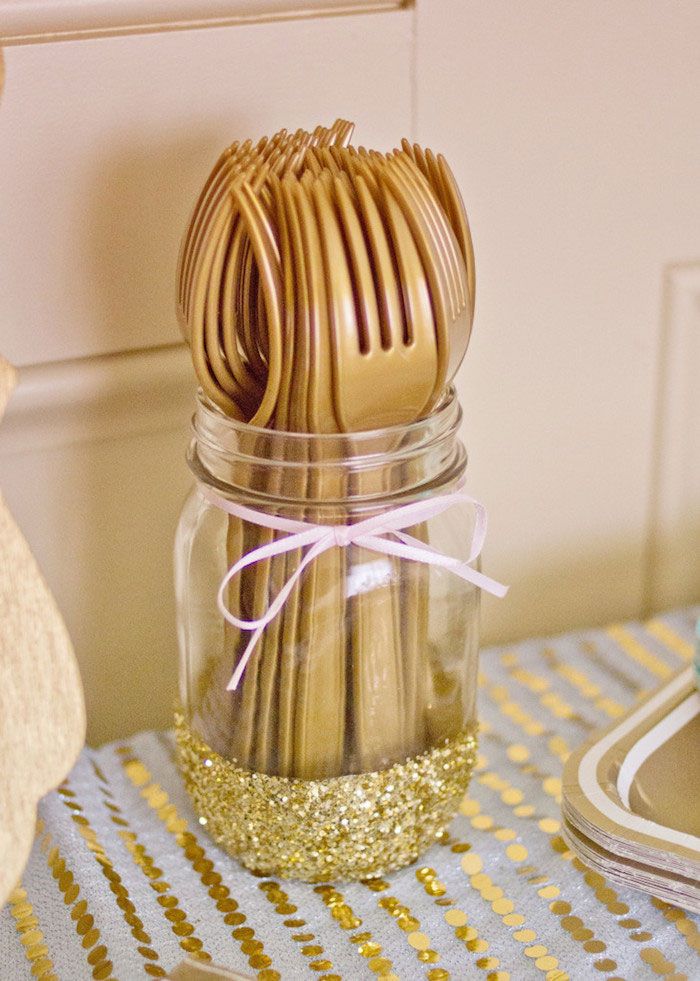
198, 482, 508, 691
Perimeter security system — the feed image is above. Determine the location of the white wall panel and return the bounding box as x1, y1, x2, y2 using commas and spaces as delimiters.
644, 264, 700, 614
0, 1, 406, 45
416, 1, 700, 642
0, 347, 193, 745
0, 9, 412, 365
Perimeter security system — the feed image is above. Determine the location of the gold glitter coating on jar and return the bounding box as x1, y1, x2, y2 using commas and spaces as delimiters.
175, 710, 478, 882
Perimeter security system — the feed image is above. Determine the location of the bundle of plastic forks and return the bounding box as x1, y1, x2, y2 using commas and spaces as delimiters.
177, 119, 475, 779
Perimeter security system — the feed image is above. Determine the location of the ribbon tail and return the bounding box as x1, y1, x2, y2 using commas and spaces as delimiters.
226, 625, 265, 691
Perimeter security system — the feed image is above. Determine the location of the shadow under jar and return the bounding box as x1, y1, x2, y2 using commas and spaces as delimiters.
174, 387, 481, 881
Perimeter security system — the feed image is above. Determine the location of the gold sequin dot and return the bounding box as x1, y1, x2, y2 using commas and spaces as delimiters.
425, 880, 446, 896
358, 942, 382, 957
525, 945, 548, 958
492, 899, 514, 915
535, 957, 559, 971
472, 815, 494, 830
538, 885, 560, 899
494, 829, 517, 842
467, 939, 489, 953
63, 884, 80, 905
427, 970, 450, 981
506, 844, 528, 862
88, 946, 108, 965
82, 928, 100, 949
445, 909, 468, 927
486, 973, 510, 981
561, 916, 583, 932
503, 913, 525, 927
584, 940, 607, 954
301, 945, 324, 957
408, 932, 430, 951
396, 915, 419, 932
460, 799, 480, 816
550, 901, 571, 915
543, 777, 562, 797
538, 818, 560, 834
593, 959, 618, 973
513, 929, 536, 943
368, 957, 392, 974
502, 789, 523, 805
309, 961, 333, 972
258, 971, 281, 981
418, 949, 440, 963
507, 744, 530, 762
471, 874, 491, 893
461, 854, 483, 875
476, 958, 500, 970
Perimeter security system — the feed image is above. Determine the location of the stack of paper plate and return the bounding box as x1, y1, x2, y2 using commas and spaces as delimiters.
562, 666, 700, 912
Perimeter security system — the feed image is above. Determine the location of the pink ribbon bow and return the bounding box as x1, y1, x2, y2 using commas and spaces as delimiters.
198, 482, 508, 691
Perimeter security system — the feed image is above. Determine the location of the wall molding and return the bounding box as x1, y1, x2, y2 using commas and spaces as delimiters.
0, 345, 194, 455
644, 262, 700, 612
0, 0, 407, 45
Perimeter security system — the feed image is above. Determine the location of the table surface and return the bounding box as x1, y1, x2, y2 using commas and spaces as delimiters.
2, 607, 699, 981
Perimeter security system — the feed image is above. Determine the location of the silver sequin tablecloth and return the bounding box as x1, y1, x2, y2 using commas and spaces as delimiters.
2, 608, 699, 981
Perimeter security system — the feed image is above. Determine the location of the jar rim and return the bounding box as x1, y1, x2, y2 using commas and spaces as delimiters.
193, 385, 460, 443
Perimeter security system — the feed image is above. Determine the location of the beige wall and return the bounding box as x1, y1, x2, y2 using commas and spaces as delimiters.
0, 1, 698, 743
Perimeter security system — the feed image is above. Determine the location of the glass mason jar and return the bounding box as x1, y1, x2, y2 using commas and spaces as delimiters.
175, 387, 485, 882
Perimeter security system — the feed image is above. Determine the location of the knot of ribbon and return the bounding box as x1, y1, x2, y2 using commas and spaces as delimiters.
198, 481, 509, 691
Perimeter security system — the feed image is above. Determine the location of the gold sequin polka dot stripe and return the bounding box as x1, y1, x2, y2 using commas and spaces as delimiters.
478, 721, 565, 793
478, 670, 572, 766
472, 747, 683, 978
130, 732, 343, 977
577, 638, 646, 697
7, 883, 58, 980
643, 619, 694, 661
498, 650, 596, 733
478, 740, 691, 977
256, 880, 339, 977
453, 794, 609, 973
565, 850, 691, 980
364, 877, 451, 978
606, 625, 675, 681
35, 819, 116, 980
57, 780, 168, 978
413, 861, 514, 978
314, 883, 398, 979
89, 758, 212, 964
445, 840, 568, 980
479, 672, 571, 769
651, 899, 700, 957
117, 746, 280, 981
537, 647, 626, 719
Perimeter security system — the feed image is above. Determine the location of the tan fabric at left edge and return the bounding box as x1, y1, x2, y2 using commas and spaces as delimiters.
0, 356, 86, 898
